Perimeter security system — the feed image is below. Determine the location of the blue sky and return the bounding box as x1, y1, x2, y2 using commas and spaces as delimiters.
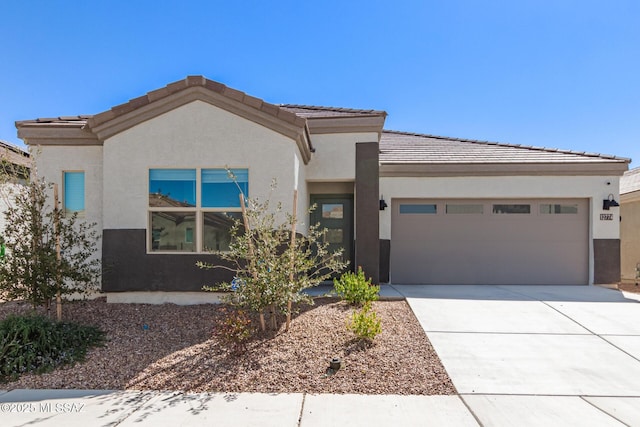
1, 1, 638, 167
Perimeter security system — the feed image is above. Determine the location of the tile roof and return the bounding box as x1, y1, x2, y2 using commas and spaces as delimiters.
89, 76, 306, 129
621, 167, 640, 194
380, 130, 630, 164
17, 104, 386, 128
16, 115, 91, 127
279, 104, 387, 118
0, 140, 30, 167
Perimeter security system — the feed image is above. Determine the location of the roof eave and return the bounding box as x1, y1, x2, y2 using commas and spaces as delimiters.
16, 122, 100, 146
380, 161, 630, 177
306, 115, 386, 136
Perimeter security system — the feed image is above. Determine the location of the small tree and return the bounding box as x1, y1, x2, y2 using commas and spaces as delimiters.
0, 176, 101, 318
199, 188, 347, 332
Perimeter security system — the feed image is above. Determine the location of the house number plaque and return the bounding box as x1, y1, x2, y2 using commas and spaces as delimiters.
600, 213, 614, 221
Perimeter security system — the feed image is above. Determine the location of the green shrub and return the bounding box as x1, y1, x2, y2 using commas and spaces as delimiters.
0, 314, 105, 382
348, 302, 382, 341
333, 267, 380, 305
214, 307, 254, 355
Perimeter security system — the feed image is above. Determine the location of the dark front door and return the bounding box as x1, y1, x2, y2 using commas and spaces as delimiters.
310, 195, 354, 273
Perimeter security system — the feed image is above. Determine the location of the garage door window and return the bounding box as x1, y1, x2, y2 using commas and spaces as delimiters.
400, 204, 437, 214
540, 204, 578, 214
492, 204, 530, 214
446, 204, 483, 214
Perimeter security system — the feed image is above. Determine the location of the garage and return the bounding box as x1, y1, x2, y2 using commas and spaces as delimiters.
390, 198, 589, 285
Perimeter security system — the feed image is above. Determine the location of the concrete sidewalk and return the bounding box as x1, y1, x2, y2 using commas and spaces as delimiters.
0, 389, 478, 427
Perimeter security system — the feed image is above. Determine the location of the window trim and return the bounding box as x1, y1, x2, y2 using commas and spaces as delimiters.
147, 167, 248, 254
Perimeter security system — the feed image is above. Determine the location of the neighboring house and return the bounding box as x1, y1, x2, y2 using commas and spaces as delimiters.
621, 167, 640, 284
0, 141, 30, 238
15, 76, 630, 300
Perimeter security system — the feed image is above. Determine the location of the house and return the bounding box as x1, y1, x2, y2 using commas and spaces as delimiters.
0, 141, 30, 238
15, 76, 630, 301
621, 167, 640, 284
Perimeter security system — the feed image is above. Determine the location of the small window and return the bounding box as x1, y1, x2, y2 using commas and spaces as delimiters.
185, 227, 194, 244
63, 171, 85, 215
201, 169, 248, 208
322, 204, 344, 219
400, 204, 437, 214
325, 228, 344, 243
446, 204, 483, 214
540, 204, 578, 214
149, 169, 196, 207
493, 204, 530, 214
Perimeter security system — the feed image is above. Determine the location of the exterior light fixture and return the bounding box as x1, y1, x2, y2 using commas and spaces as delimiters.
602, 194, 620, 210
379, 196, 388, 211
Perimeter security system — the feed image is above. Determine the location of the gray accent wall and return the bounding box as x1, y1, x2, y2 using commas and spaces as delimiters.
594, 238, 622, 284
380, 239, 390, 283
355, 142, 380, 284
102, 229, 233, 292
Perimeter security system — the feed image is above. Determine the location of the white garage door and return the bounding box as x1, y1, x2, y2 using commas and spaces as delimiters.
391, 199, 589, 285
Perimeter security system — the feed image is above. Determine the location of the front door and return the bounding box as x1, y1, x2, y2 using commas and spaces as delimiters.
310, 195, 354, 273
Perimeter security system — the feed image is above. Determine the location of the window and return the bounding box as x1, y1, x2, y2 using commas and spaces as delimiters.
446, 204, 483, 214
149, 168, 248, 252
63, 171, 85, 215
149, 169, 196, 207
322, 204, 344, 219
400, 204, 437, 214
540, 204, 578, 214
202, 169, 248, 207
492, 204, 530, 214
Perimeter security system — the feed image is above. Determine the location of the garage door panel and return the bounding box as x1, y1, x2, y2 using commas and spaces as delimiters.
391, 199, 589, 285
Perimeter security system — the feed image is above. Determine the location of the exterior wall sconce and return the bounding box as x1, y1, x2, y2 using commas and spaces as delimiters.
379, 196, 388, 211
602, 194, 620, 210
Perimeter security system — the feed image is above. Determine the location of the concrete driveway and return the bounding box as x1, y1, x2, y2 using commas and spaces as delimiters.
396, 284, 640, 426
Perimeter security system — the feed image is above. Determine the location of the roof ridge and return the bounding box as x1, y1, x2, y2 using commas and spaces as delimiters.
88, 76, 306, 129
279, 104, 386, 115
382, 129, 630, 162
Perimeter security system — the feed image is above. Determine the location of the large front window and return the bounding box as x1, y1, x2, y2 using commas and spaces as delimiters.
148, 168, 248, 252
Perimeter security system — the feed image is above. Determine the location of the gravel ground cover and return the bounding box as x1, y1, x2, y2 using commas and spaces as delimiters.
0, 297, 456, 395
618, 282, 640, 294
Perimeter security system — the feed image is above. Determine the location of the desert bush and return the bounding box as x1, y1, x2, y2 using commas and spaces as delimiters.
200, 180, 347, 331
348, 302, 382, 342
214, 306, 254, 355
334, 267, 380, 306
0, 176, 101, 314
0, 314, 105, 382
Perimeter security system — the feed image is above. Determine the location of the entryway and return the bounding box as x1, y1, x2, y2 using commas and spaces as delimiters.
310, 194, 354, 272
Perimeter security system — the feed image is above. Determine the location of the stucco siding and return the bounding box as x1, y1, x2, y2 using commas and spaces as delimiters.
32, 145, 104, 231
306, 132, 379, 181
102, 100, 301, 231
